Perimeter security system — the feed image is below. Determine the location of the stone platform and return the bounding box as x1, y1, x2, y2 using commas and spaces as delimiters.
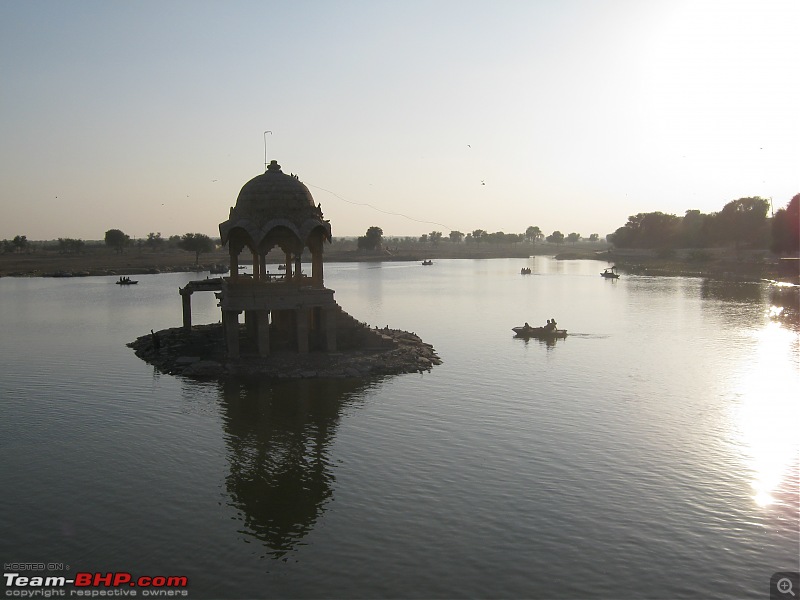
128, 323, 441, 380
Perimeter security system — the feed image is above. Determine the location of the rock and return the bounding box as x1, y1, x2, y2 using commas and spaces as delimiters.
175, 356, 201, 365
183, 360, 223, 378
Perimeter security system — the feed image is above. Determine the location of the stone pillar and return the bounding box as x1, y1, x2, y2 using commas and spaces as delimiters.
294, 254, 302, 282
223, 310, 240, 358
244, 310, 256, 339
325, 307, 337, 352
256, 311, 270, 357
180, 289, 192, 330
253, 254, 259, 280
229, 252, 238, 279
312, 249, 323, 287
296, 308, 309, 353
285, 253, 292, 282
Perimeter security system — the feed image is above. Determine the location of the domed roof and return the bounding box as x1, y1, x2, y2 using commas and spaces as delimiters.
219, 160, 331, 248
235, 160, 316, 215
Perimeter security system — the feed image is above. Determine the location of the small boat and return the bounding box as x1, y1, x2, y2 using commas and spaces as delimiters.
422, 260, 433, 265
115, 277, 138, 285
512, 324, 567, 338
601, 267, 619, 279
521, 267, 532, 274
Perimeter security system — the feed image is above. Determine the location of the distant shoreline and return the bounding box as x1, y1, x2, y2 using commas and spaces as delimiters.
0, 245, 795, 283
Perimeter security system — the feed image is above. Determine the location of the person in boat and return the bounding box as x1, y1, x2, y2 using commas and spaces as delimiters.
150, 329, 161, 353
524, 322, 530, 329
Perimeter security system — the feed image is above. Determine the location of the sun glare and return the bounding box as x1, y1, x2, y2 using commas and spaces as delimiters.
731, 321, 799, 507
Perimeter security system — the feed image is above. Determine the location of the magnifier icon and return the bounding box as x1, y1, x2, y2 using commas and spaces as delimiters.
778, 578, 796, 596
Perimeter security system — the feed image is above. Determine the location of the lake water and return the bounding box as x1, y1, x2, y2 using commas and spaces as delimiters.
1, 257, 798, 599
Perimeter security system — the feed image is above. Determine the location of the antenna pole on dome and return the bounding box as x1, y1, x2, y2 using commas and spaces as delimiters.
263, 131, 272, 172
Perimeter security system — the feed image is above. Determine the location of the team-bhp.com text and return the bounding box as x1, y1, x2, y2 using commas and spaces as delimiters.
4, 572, 189, 597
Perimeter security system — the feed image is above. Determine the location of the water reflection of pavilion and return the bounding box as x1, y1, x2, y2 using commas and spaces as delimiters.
218, 378, 371, 558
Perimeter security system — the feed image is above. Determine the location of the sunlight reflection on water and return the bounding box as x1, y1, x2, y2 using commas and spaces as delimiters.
730, 322, 800, 508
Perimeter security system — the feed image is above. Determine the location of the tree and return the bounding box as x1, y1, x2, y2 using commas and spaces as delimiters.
608, 212, 680, 249
357, 226, 384, 251
567, 233, 581, 245
589, 233, 599, 242
472, 229, 486, 245
712, 196, 770, 249
449, 230, 464, 243
12, 235, 29, 253
679, 210, 711, 247
146, 232, 165, 251
525, 226, 542, 244
419, 233, 428, 243
484, 231, 501, 245
771, 194, 800, 254
429, 231, 443, 245
178, 233, 214, 264
104, 229, 130, 254
58, 238, 85, 254
546, 231, 565, 245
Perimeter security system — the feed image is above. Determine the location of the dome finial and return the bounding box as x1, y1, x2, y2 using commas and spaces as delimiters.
267, 159, 281, 172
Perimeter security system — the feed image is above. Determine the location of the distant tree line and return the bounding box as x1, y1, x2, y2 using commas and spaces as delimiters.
0, 230, 219, 265
101, 229, 216, 262
353, 226, 602, 252
9, 193, 796, 260
607, 194, 799, 254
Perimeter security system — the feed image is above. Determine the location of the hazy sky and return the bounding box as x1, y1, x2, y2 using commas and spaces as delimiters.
1, 0, 798, 241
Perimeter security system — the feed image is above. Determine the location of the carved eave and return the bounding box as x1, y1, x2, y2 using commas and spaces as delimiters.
220, 215, 331, 248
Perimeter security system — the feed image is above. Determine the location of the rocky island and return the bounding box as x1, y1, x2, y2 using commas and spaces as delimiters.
128, 160, 441, 381
128, 323, 441, 380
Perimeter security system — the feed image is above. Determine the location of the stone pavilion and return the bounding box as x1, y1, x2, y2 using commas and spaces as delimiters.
214, 160, 337, 358
156, 160, 440, 379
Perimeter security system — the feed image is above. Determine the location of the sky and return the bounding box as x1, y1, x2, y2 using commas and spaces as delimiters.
1, 0, 798, 241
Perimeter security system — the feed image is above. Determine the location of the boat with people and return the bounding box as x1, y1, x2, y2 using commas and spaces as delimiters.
521, 267, 531, 274
115, 276, 138, 285
422, 260, 433, 265
601, 267, 620, 279
512, 319, 567, 338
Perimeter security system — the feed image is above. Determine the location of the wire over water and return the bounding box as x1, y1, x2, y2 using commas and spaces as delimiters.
306, 183, 451, 231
